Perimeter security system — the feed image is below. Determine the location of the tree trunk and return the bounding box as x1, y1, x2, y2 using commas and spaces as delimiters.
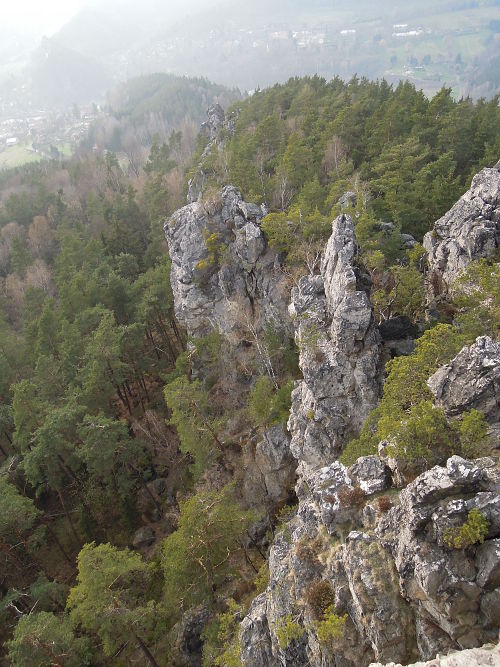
42, 520, 74, 567
171, 318, 184, 351
128, 464, 162, 512
135, 634, 160, 667
56, 488, 80, 547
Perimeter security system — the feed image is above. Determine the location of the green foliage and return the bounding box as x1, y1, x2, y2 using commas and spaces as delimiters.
203, 77, 499, 241
77, 412, 145, 502
342, 324, 466, 466
0, 476, 38, 541
275, 614, 305, 650
459, 410, 490, 458
247, 377, 293, 428
261, 207, 331, 268
7, 612, 92, 667
373, 263, 426, 323
253, 562, 270, 595
202, 600, 242, 667
385, 401, 456, 464
67, 542, 159, 658
161, 484, 255, 617
315, 607, 347, 648
215, 600, 241, 667
164, 376, 223, 477
453, 259, 500, 340
28, 575, 68, 613
196, 228, 227, 273
444, 509, 489, 549
247, 376, 275, 427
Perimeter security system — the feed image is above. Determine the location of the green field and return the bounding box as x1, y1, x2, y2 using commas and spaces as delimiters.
0, 144, 41, 170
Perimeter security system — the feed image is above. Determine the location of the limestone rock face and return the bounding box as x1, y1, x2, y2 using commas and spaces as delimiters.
241, 457, 500, 667
239, 200, 500, 667
240, 594, 274, 666
428, 336, 500, 421
369, 641, 500, 667
243, 425, 296, 508
423, 162, 500, 292
169, 606, 210, 667
428, 336, 500, 452
187, 104, 231, 203
287, 214, 381, 466
201, 103, 225, 141
253, 426, 296, 503
164, 185, 290, 342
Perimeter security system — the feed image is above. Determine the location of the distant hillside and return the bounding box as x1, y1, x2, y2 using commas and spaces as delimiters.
3, 0, 499, 110
106, 73, 239, 125
47, 0, 500, 100
82, 74, 240, 178
28, 38, 112, 107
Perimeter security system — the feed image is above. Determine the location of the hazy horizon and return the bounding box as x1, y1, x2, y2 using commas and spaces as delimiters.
3, 0, 226, 36
3, 0, 91, 35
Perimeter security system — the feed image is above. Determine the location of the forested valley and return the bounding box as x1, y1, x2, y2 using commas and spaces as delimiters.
0, 74, 499, 666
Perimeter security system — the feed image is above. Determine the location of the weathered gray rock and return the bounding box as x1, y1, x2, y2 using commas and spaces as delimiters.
423, 162, 500, 292
170, 605, 210, 667
381, 457, 500, 655
244, 425, 296, 506
164, 185, 290, 342
187, 104, 230, 203
241, 455, 500, 666
132, 525, 155, 547
201, 103, 225, 141
287, 214, 381, 466
240, 594, 274, 666
369, 641, 500, 667
238, 169, 500, 667
475, 539, 500, 589
349, 456, 392, 495
339, 191, 357, 209
428, 336, 500, 422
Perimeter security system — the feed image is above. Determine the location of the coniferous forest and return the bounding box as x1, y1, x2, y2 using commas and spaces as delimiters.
0, 75, 499, 665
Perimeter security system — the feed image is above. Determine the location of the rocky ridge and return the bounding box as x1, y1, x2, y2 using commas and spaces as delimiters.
369, 641, 499, 667
164, 184, 290, 343
237, 168, 500, 665
287, 214, 382, 468
164, 128, 500, 666
187, 103, 238, 204
164, 181, 296, 512
423, 160, 500, 294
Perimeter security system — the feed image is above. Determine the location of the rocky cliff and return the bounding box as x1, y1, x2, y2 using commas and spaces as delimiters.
164, 134, 500, 666
165, 184, 289, 343
287, 214, 381, 468
423, 160, 500, 294
164, 182, 296, 512
237, 168, 500, 665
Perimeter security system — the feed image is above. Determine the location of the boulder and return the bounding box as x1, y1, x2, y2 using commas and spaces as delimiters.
349, 456, 392, 495
423, 162, 500, 292
339, 191, 357, 209
428, 336, 500, 422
